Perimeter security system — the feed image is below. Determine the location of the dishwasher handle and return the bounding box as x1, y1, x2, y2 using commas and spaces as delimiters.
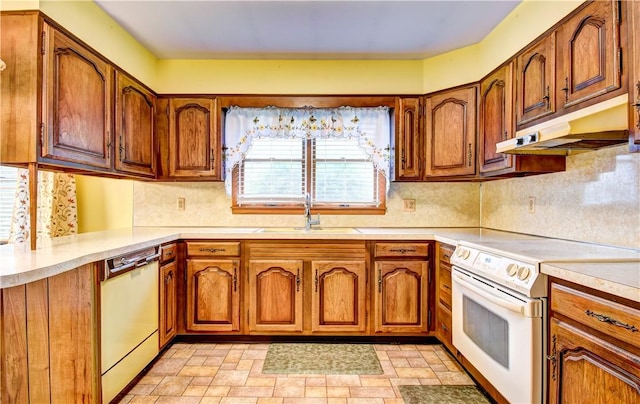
103, 247, 160, 280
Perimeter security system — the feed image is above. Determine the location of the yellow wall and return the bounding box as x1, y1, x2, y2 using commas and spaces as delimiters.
75, 176, 133, 233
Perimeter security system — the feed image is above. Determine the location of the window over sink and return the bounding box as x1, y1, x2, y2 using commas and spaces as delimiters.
224, 106, 391, 214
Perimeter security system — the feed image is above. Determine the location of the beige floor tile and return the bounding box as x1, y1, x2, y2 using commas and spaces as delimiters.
190, 376, 214, 386
395, 368, 437, 379
147, 358, 189, 376
224, 350, 245, 363
178, 366, 220, 377
211, 370, 250, 386
419, 377, 443, 385
359, 378, 391, 387
172, 349, 196, 359
443, 360, 463, 372
373, 345, 400, 351
158, 397, 201, 403
257, 398, 283, 404
389, 358, 410, 368
249, 359, 265, 376
204, 357, 225, 366
420, 351, 442, 364
398, 344, 417, 351
200, 397, 222, 404
273, 385, 305, 397
406, 357, 429, 368
305, 377, 327, 387
326, 375, 361, 387
151, 376, 193, 396
219, 398, 258, 404
326, 387, 350, 398
388, 378, 420, 386
205, 386, 232, 397
429, 363, 449, 372
375, 351, 389, 361
275, 377, 306, 388
129, 384, 157, 395
436, 371, 475, 385
378, 360, 397, 377
236, 359, 255, 371
246, 377, 277, 387
348, 387, 396, 398
139, 375, 164, 385
186, 356, 207, 366
383, 399, 405, 404
327, 399, 348, 404
386, 350, 422, 358
346, 398, 385, 404
415, 345, 436, 351
242, 350, 268, 360
182, 385, 208, 396
283, 398, 328, 404
129, 396, 159, 403
228, 387, 274, 398
119, 394, 134, 403
305, 387, 327, 398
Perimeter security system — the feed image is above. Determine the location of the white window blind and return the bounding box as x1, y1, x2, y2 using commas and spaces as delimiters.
0, 166, 18, 243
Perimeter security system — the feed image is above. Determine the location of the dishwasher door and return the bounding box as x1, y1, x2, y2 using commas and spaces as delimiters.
101, 260, 159, 402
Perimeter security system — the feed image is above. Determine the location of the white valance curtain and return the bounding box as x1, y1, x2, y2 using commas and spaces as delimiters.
223, 106, 391, 195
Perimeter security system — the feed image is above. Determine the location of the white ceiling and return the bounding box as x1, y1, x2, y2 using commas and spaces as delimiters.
94, 0, 521, 60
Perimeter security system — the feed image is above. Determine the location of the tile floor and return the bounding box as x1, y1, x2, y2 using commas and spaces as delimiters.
118, 342, 476, 404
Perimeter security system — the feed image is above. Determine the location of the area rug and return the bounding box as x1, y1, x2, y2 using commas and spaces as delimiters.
398, 385, 491, 404
262, 343, 383, 374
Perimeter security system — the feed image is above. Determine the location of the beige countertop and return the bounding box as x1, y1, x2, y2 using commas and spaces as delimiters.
1, 227, 638, 303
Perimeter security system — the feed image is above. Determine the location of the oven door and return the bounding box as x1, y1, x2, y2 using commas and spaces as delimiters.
452, 266, 546, 404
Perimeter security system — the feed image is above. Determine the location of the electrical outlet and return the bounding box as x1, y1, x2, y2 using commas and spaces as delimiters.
402, 199, 416, 212
528, 196, 535, 214
177, 197, 185, 211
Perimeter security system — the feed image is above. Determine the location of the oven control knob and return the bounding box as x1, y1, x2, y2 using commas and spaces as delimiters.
506, 263, 518, 277
517, 266, 531, 281
456, 248, 470, 259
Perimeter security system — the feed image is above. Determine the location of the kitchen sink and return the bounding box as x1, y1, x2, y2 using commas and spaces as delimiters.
257, 227, 360, 234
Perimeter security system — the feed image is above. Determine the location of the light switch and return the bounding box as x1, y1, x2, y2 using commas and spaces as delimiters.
177, 197, 185, 211
402, 199, 416, 212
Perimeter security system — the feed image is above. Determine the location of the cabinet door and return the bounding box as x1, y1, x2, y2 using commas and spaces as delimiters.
374, 261, 429, 333
186, 259, 240, 332
548, 318, 640, 404
630, 0, 640, 145
395, 97, 423, 180
168, 98, 220, 179
425, 86, 476, 177
556, 0, 621, 109
42, 24, 112, 169
311, 261, 367, 333
249, 260, 303, 333
516, 33, 556, 126
114, 71, 156, 177
159, 261, 177, 348
479, 62, 514, 174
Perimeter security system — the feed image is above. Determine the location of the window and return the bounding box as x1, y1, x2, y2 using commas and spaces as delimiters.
0, 166, 18, 243
225, 106, 390, 214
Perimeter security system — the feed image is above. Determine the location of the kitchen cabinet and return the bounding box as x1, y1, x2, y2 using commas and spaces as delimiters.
629, 0, 640, 147
394, 97, 423, 181
548, 280, 640, 404
425, 85, 477, 177
556, 0, 622, 110
515, 33, 556, 127
185, 242, 241, 332
311, 260, 367, 333
435, 243, 455, 352
164, 97, 221, 180
159, 243, 177, 348
114, 70, 156, 178
373, 242, 430, 334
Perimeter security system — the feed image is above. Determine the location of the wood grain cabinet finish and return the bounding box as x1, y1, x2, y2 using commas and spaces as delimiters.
159, 243, 177, 348
186, 259, 241, 332
479, 62, 514, 174
249, 260, 304, 333
548, 282, 640, 404
167, 97, 220, 179
515, 33, 556, 126
311, 261, 367, 333
41, 23, 113, 170
425, 86, 477, 177
395, 97, 423, 181
435, 243, 454, 352
114, 70, 156, 177
556, 0, 622, 109
629, 0, 640, 146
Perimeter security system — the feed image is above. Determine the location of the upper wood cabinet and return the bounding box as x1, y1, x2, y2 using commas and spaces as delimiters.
394, 97, 423, 181
629, 0, 640, 146
114, 71, 156, 178
166, 97, 221, 179
556, 0, 622, 110
479, 62, 514, 174
41, 23, 113, 170
515, 33, 556, 126
425, 85, 477, 177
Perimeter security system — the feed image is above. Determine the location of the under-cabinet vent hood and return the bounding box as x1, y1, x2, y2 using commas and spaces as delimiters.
497, 94, 629, 155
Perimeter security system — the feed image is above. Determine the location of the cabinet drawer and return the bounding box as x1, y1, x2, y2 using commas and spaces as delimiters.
160, 243, 177, 263
438, 264, 452, 308
187, 242, 240, 257
436, 304, 452, 346
374, 242, 429, 258
438, 244, 455, 264
551, 283, 640, 349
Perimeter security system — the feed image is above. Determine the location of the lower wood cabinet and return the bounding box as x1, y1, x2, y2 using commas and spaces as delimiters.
548, 280, 640, 404
435, 243, 454, 352
159, 243, 178, 348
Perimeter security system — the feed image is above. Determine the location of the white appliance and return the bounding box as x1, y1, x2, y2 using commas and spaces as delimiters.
450, 238, 640, 404
101, 246, 160, 403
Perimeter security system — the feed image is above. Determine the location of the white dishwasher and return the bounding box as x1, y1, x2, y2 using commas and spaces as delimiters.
101, 246, 160, 403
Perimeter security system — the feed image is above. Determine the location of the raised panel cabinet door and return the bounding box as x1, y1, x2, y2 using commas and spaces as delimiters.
425, 86, 476, 177
186, 259, 240, 332
516, 32, 556, 126
114, 70, 156, 177
159, 261, 177, 348
249, 260, 303, 333
479, 63, 514, 174
630, 0, 640, 144
395, 97, 423, 180
311, 261, 367, 333
556, 0, 621, 108
548, 318, 640, 404
42, 24, 112, 169
168, 98, 220, 179
374, 261, 429, 334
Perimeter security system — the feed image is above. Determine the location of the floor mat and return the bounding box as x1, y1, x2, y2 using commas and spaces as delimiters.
398, 385, 491, 404
262, 343, 383, 374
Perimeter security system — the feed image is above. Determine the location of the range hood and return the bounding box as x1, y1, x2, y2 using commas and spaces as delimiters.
497, 94, 629, 155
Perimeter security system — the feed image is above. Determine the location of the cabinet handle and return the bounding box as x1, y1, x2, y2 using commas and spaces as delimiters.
390, 248, 416, 254
442, 284, 451, 291
546, 334, 557, 381
443, 253, 451, 259
106, 138, 111, 160
378, 268, 382, 293
210, 151, 215, 168
440, 323, 448, 331
585, 310, 638, 332
314, 269, 318, 292
296, 269, 301, 292
164, 271, 173, 285
401, 150, 406, 170
233, 268, 237, 292
561, 77, 569, 102
199, 248, 225, 253
467, 143, 472, 167
119, 135, 125, 161
542, 85, 550, 108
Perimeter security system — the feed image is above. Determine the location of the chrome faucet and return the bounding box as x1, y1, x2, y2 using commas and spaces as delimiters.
303, 193, 320, 230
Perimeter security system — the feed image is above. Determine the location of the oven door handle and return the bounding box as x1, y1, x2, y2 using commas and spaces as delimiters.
453, 272, 532, 316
